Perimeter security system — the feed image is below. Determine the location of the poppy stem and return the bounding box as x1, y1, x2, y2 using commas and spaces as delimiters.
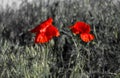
60, 30, 72, 37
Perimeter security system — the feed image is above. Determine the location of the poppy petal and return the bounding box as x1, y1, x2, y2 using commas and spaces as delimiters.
75, 22, 90, 33
80, 33, 94, 42
45, 25, 60, 37
69, 25, 80, 34
35, 32, 52, 43
30, 17, 53, 33
69, 21, 90, 34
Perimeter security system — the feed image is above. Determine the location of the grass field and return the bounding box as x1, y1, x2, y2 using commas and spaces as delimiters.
0, 0, 120, 78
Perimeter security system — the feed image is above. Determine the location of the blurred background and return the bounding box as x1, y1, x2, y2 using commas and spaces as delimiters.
0, 0, 120, 78
0, 0, 120, 10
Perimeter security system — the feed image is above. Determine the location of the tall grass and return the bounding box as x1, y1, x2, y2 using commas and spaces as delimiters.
0, 0, 120, 78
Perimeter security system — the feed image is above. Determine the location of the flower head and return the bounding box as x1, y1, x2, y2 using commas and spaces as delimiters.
80, 33, 94, 42
69, 21, 90, 34
30, 18, 60, 44
69, 21, 94, 42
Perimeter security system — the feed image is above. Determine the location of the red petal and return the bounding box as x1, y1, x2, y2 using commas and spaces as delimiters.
30, 18, 53, 33
75, 22, 90, 33
69, 21, 90, 34
69, 25, 80, 34
45, 25, 60, 37
80, 33, 94, 42
35, 32, 52, 43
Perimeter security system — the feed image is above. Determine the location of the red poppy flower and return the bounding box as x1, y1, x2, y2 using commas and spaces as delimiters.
34, 25, 60, 43
80, 33, 94, 42
30, 18, 60, 44
30, 17, 53, 33
69, 21, 90, 34
69, 21, 94, 42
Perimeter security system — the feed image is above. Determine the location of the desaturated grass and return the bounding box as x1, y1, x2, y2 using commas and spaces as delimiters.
0, 0, 120, 78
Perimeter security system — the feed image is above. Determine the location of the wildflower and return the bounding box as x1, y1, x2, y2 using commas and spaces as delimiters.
69, 21, 90, 34
69, 21, 94, 42
80, 33, 94, 42
30, 18, 60, 43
